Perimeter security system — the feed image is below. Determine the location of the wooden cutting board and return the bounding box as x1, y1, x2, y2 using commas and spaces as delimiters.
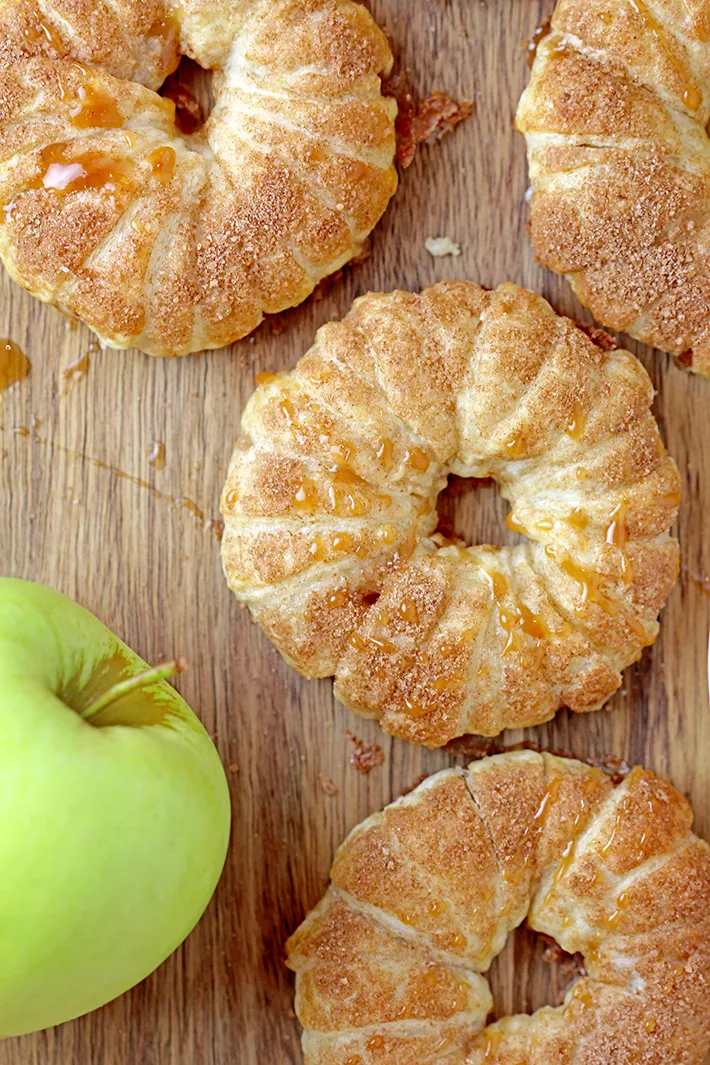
1, 1, 709, 1062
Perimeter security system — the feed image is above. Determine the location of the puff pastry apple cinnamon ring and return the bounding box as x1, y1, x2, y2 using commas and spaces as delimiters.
0, 0, 397, 356
516, 0, 710, 379
220, 281, 680, 748
287, 751, 710, 1065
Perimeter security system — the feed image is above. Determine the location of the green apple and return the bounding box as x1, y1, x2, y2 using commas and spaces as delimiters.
0, 578, 231, 1036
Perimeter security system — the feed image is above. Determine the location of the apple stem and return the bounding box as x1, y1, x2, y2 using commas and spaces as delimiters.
81, 658, 188, 720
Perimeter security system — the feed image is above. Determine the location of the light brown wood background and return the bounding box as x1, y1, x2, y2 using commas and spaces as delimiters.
1, 1, 709, 1062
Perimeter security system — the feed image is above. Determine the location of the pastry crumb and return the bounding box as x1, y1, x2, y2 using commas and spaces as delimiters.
577, 322, 619, 352
383, 73, 473, 168
345, 731, 384, 774
426, 236, 461, 258
318, 772, 338, 796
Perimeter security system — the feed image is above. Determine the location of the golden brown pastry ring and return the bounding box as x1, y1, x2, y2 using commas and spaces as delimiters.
221, 282, 680, 748
287, 751, 710, 1065
516, 0, 710, 379
0, 0, 397, 356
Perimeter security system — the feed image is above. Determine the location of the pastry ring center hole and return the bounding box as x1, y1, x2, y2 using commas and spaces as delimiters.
435, 475, 523, 549
160, 56, 213, 136
486, 925, 585, 1020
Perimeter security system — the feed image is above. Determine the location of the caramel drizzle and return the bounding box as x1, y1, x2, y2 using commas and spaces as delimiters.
69, 79, 123, 129
537, 774, 599, 910
276, 395, 392, 517
627, 0, 702, 109
479, 564, 548, 653
376, 437, 394, 471
33, 143, 135, 199
22, 12, 63, 53
146, 145, 176, 186
559, 554, 647, 641
504, 427, 527, 457
566, 401, 587, 442
605, 501, 634, 584
0, 339, 30, 392
12, 427, 222, 538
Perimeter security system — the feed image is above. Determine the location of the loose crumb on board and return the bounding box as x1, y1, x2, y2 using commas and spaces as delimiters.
345, 731, 385, 774
383, 73, 473, 168
416, 92, 472, 144
426, 236, 461, 257
577, 322, 619, 352
318, 772, 338, 796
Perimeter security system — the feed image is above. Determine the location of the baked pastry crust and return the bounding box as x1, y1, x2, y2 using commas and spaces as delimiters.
287, 751, 710, 1065
0, 0, 397, 356
221, 282, 680, 747
515, 0, 710, 379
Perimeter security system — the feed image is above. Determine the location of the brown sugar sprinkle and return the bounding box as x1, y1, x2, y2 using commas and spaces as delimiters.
345, 730, 384, 774
383, 72, 472, 168
318, 771, 338, 796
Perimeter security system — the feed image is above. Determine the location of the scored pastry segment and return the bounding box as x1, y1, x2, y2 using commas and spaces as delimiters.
286, 752, 710, 1065
516, 0, 710, 378
0, 0, 397, 356
221, 281, 680, 746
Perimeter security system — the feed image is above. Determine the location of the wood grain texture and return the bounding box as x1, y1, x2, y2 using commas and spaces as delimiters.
1, 1, 708, 1062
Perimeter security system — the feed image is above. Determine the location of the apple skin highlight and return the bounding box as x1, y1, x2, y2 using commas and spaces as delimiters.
0, 578, 231, 1036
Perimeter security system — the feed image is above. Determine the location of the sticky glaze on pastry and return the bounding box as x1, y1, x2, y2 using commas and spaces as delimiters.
287, 751, 710, 1064
221, 282, 680, 747
0, 0, 397, 355
516, 0, 710, 378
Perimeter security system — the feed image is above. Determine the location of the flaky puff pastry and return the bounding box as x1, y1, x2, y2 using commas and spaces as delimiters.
287, 751, 710, 1065
0, 0, 397, 356
516, 0, 710, 379
221, 282, 680, 747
